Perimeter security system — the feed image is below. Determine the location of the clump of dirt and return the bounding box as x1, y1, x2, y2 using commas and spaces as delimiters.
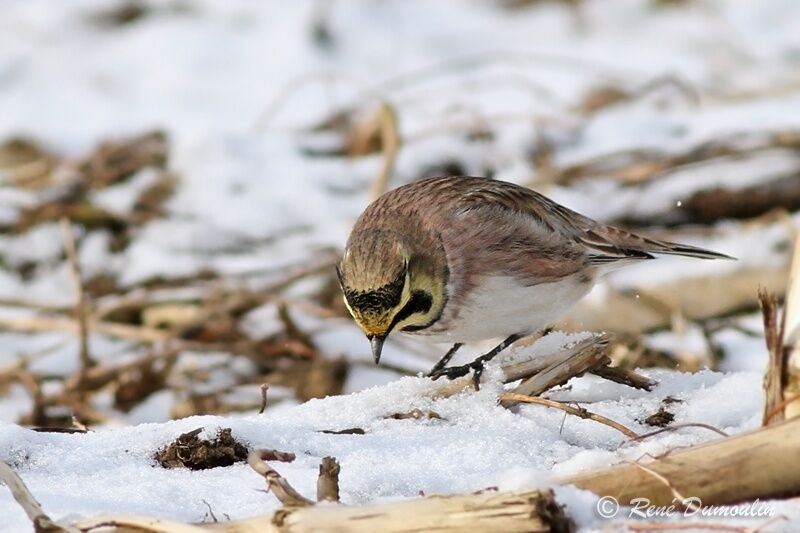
644, 406, 675, 427
156, 427, 248, 470
643, 398, 681, 428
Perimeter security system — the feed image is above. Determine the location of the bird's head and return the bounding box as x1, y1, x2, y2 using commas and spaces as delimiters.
337, 229, 445, 364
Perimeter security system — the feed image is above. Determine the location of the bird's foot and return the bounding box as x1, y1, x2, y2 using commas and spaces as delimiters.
428, 361, 486, 390
426, 343, 463, 378
427, 333, 524, 391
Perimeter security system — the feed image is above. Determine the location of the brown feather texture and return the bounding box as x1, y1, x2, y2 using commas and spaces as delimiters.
339, 176, 733, 352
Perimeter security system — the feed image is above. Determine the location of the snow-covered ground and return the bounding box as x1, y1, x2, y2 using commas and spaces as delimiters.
0, 359, 775, 531
1, 0, 799, 531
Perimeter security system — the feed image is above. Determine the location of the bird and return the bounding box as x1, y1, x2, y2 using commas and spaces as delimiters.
336, 176, 732, 386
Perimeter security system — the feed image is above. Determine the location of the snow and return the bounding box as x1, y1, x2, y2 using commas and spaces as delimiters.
0, 0, 798, 531
0, 363, 765, 532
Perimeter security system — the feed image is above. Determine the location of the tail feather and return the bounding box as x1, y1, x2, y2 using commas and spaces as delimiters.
585, 225, 735, 264
640, 238, 734, 260
529, 189, 735, 263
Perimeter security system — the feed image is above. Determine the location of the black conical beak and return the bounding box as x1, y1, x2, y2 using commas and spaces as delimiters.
370, 335, 385, 364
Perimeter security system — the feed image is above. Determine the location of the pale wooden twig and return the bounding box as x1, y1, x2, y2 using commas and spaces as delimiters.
60, 218, 92, 385
500, 335, 604, 382
781, 233, 800, 420
508, 334, 612, 398
258, 384, 269, 414
70, 415, 90, 433
224, 488, 566, 532
368, 102, 399, 201
500, 392, 638, 439
0, 298, 71, 313
77, 516, 207, 532
317, 456, 341, 503
430, 334, 654, 399
91, 253, 337, 320
248, 450, 314, 507
0, 314, 168, 343
760, 288, 785, 426
0, 461, 80, 533
591, 364, 655, 391
561, 418, 800, 507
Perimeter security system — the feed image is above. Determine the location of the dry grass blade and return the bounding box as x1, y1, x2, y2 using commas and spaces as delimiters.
500, 392, 639, 438
631, 461, 700, 513
764, 391, 800, 425
626, 423, 728, 444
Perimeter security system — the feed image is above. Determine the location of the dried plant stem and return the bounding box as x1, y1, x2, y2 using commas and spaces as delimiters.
631, 461, 700, 513
79, 517, 206, 532
509, 334, 612, 398
0, 314, 168, 343
369, 102, 399, 200
217, 490, 567, 533
317, 456, 341, 503
782, 233, 800, 419
759, 288, 784, 425
764, 391, 800, 425
0, 461, 79, 533
431, 334, 654, 400
247, 450, 314, 507
258, 384, 269, 414
500, 392, 639, 439
591, 364, 655, 390
626, 423, 728, 444
561, 417, 800, 507
60, 218, 93, 385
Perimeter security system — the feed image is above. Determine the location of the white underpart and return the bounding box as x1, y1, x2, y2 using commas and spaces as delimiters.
411, 274, 594, 343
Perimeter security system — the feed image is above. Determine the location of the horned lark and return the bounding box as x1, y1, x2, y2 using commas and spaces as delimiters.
337, 176, 731, 384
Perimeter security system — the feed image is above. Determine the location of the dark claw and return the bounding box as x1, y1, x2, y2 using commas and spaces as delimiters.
471, 364, 485, 390
427, 343, 463, 378
429, 364, 472, 381
428, 361, 486, 389
427, 333, 524, 389
441, 367, 471, 380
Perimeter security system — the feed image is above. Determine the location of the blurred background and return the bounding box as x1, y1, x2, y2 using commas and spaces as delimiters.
0, 0, 798, 427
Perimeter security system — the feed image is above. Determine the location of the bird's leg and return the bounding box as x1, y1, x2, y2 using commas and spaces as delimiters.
430, 334, 523, 389
427, 343, 463, 377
